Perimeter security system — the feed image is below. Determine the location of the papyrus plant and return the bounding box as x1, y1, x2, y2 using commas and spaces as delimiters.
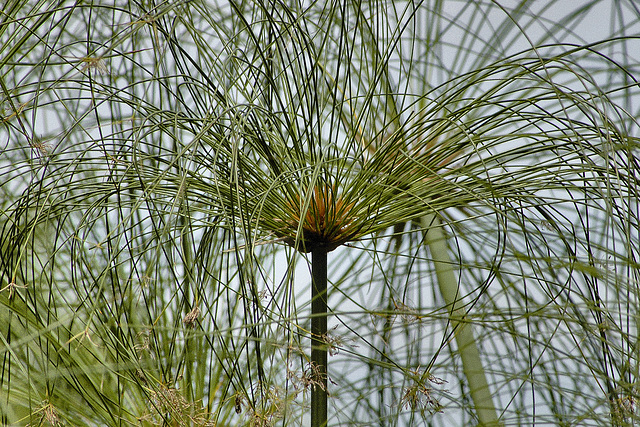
1, 1, 639, 426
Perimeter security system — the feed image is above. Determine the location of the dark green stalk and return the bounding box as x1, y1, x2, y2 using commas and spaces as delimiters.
311, 247, 328, 427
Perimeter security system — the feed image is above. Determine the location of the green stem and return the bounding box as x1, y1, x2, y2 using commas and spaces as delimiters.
422, 215, 502, 426
180, 216, 195, 403
311, 247, 328, 427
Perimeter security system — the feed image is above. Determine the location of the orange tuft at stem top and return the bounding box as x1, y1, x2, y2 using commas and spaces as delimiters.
280, 184, 359, 253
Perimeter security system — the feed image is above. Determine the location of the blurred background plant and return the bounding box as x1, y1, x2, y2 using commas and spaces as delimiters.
1, 0, 639, 425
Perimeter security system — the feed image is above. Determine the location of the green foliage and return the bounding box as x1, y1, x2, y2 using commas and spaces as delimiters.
1, 0, 640, 425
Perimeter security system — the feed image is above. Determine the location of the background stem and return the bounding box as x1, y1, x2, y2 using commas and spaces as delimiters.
311, 247, 328, 427
422, 215, 502, 426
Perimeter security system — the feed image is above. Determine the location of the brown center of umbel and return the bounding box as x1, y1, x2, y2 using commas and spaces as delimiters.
281, 185, 359, 253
